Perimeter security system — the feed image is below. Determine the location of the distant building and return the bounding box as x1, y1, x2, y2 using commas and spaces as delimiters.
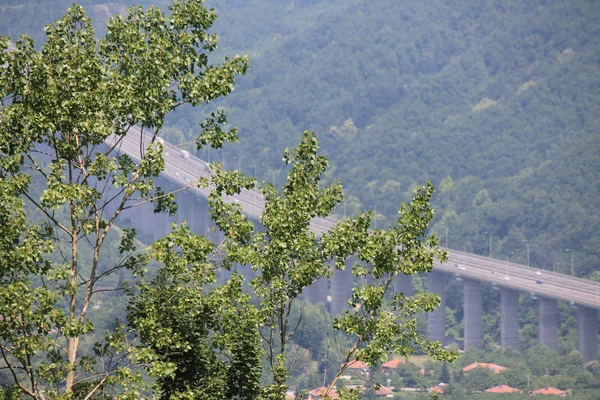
374, 386, 394, 398
307, 387, 339, 399
462, 361, 507, 374
533, 386, 568, 396
485, 384, 521, 394
430, 385, 445, 395
381, 358, 406, 374
419, 368, 435, 376
341, 360, 370, 376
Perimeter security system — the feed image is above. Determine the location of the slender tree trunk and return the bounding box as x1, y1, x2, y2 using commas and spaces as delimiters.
65, 169, 79, 393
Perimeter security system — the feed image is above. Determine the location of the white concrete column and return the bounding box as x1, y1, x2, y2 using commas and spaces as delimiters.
501, 288, 519, 350
428, 271, 446, 344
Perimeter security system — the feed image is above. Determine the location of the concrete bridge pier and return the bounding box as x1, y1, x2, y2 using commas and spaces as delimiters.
150, 210, 170, 240
157, 179, 181, 238
147, 177, 169, 240
128, 198, 155, 243
330, 259, 354, 316
303, 276, 328, 305
177, 192, 196, 232
238, 263, 257, 282
393, 275, 412, 297
116, 194, 138, 230
464, 278, 482, 350
577, 307, 598, 363
189, 196, 208, 236
173, 191, 209, 237
427, 271, 446, 344
538, 297, 558, 350
501, 288, 519, 350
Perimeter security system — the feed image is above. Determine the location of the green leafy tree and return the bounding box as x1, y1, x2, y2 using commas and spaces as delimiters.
2, 2, 455, 399
438, 362, 451, 384
131, 130, 456, 399
128, 253, 262, 399
0, 1, 247, 398
461, 367, 497, 393
500, 365, 530, 390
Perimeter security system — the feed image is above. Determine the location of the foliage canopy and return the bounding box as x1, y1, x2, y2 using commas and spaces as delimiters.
0, 1, 453, 399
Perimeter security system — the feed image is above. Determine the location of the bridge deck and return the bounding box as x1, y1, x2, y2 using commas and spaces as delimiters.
111, 129, 600, 310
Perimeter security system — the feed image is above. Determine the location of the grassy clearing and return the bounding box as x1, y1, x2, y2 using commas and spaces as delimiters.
406, 355, 431, 367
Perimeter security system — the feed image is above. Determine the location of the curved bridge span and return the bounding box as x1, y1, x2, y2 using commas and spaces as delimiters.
110, 129, 600, 362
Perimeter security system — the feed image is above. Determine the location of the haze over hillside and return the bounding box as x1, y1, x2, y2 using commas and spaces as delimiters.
2, 1, 600, 396
205, 0, 600, 279
2, 0, 599, 274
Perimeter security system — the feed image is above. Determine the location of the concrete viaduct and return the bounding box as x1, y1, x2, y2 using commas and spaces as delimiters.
107, 129, 600, 363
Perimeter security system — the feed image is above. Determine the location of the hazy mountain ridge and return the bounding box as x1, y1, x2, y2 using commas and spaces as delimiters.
2, 0, 600, 390
3, 0, 598, 276
202, 0, 600, 276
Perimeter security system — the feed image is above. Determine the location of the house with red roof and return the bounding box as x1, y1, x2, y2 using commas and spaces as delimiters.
381, 358, 406, 374
485, 384, 521, 394
307, 387, 339, 399
533, 386, 568, 396
341, 360, 370, 376
430, 385, 444, 395
462, 361, 507, 374
374, 386, 394, 398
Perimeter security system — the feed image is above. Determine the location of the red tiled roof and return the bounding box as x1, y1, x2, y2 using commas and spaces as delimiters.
342, 360, 369, 370
485, 384, 520, 393
430, 385, 444, 394
463, 361, 507, 374
382, 359, 406, 369
308, 387, 339, 399
533, 386, 568, 395
375, 386, 394, 396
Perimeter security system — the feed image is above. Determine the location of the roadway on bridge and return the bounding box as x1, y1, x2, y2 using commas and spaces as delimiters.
110, 129, 600, 310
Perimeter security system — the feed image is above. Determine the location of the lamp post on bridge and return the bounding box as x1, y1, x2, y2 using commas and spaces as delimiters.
442, 223, 448, 249
485, 231, 492, 258
566, 249, 574, 276
505, 252, 512, 277
553, 263, 560, 292
463, 241, 471, 253
462, 241, 471, 266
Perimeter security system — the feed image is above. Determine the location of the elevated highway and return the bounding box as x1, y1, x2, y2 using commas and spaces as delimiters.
5, 41, 599, 313
112, 128, 599, 361
112, 128, 600, 310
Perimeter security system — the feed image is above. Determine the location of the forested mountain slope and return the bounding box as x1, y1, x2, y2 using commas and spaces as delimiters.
2, 0, 599, 277
206, 0, 600, 277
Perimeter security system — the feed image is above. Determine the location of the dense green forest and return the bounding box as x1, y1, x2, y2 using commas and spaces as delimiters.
1, 0, 599, 397
208, 0, 600, 278
207, 0, 600, 276
3, 0, 598, 277
168, 0, 600, 367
